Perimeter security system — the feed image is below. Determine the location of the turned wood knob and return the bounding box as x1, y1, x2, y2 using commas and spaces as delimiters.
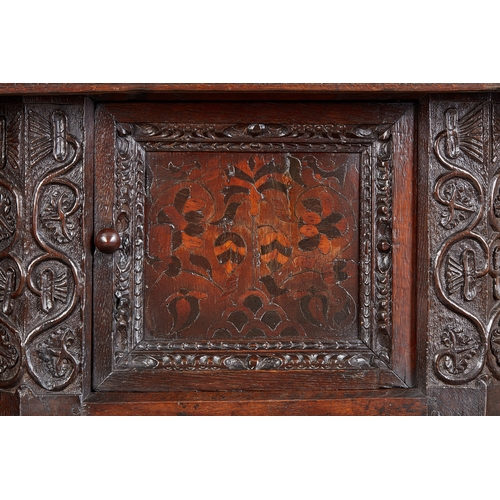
95, 228, 121, 254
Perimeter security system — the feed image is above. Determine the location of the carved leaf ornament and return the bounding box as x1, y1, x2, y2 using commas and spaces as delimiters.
0, 107, 82, 391
433, 103, 500, 383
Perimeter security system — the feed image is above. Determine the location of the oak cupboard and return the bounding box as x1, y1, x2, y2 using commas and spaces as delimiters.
1, 83, 499, 415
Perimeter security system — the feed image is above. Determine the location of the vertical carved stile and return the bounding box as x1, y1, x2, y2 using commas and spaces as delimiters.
0, 107, 23, 388
430, 100, 500, 385
24, 104, 83, 392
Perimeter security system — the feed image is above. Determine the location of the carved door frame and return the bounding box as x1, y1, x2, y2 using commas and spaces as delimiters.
91, 101, 416, 397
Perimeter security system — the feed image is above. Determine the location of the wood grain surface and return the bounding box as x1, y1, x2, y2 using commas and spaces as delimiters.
1, 85, 500, 415
0, 83, 499, 95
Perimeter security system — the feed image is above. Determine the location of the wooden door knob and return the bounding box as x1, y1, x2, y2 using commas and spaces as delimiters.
95, 228, 121, 253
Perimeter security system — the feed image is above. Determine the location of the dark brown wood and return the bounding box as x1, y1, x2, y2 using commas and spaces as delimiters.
92, 105, 116, 389
0, 83, 499, 95
102, 101, 412, 125
0, 97, 87, 414
95, 228, 121, 254
426, 96, 497, 386
17, 386, 81, 416
391, 107, 417, 386
2, 84, 500, 415
92, 100, 415, 397
0, 390, 19, 416
486, 379, 500, 415
82, 97, 94, 401
428, 386, 487, 416
417, 96, 431, 393
84, 389, 427, 416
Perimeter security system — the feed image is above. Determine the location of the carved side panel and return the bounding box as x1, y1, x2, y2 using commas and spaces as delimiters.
0, 104, 23, 388
429, 98, 500, 386
24, 104, 84, 393
0, 100, 85, 397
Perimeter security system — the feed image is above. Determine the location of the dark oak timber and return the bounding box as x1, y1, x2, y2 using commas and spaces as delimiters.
2, 84, 500, 415
84, 389, 427, 416
0, 83, 499, 95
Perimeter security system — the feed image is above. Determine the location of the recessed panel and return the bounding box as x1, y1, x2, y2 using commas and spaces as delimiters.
144, 151, 359, 341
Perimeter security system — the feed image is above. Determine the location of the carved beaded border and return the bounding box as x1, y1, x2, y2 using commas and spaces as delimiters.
111, 121, 395, 372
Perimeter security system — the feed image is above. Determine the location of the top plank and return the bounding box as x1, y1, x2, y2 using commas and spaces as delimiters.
0, 83, 499, 95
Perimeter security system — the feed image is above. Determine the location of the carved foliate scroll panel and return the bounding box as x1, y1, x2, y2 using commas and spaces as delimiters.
0, 101, 85, 394
95, 105, 411, 388
429, 98, 500, 386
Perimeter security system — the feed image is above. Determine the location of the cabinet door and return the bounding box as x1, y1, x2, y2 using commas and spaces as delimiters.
93, 101, 415, 393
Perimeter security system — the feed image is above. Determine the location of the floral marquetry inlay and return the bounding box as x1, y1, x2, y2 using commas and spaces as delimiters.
144, 152, 359, 341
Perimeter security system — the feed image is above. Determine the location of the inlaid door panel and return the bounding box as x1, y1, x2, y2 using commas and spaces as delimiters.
93, 102, 415, 392
144, 150, 359, 341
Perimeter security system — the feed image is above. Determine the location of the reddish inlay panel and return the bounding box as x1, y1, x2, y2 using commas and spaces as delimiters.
144, 152, 359, 340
